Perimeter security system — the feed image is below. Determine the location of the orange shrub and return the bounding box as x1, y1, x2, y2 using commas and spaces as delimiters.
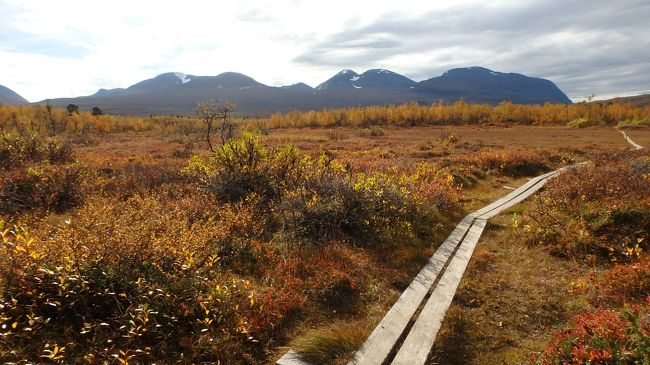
597, 259, 650, 306
531, 301, 650, 365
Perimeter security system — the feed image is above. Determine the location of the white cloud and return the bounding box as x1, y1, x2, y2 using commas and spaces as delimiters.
0, 0, 648, 102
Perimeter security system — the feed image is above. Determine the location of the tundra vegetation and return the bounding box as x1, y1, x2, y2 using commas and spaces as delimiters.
0, 102, 648, 364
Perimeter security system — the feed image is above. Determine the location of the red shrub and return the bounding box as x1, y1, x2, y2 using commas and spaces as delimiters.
532, 301, 650, 364
597, 258, 650, 306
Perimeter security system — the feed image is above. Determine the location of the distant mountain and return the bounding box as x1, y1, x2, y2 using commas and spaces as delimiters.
91, 88, 126, 97
281, 82, 313, 91
44, 67, 571, 116
0, 84, 28, 105
415, 66, 571, 104
316, 69, 416, 91
597, 93, 650, 108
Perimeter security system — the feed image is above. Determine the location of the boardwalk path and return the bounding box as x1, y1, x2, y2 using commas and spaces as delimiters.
278, 166, 575, 365
279, 129, 645, 365
619, 129, 644, 150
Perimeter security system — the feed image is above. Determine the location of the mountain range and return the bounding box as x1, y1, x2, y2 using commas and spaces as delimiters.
2, 67, 572, 115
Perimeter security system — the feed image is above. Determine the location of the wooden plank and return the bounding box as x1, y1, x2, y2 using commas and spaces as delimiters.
346, 214, 476, 365
276, 350, 313, 365
480, 172, 558, 219
472, 171, 553, 217
390, 170, 566, 364
391, 219, 487, 365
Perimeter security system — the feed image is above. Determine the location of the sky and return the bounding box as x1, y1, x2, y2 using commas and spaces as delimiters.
1, 0, 649, 102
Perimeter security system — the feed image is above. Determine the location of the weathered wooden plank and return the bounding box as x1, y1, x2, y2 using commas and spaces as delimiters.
391, 219, 487, 365
480, 172, 559, 219
473, 172, 554, 217
390, 171, 564, 364
346, 214, 476, 365
276, 350, 313, 365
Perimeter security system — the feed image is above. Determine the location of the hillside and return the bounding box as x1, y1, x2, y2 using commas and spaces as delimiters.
598, 93, 650, 107
0, 84, 28, 105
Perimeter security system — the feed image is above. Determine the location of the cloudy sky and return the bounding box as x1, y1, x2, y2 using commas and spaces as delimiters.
1, 0, 649, 102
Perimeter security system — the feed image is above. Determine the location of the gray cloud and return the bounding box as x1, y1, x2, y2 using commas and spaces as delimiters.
293, 0, 650, 100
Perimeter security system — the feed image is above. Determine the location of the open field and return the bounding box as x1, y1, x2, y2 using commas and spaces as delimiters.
1, 108, 648, 364
264, 125, 637, 154
72, 125, 643, 162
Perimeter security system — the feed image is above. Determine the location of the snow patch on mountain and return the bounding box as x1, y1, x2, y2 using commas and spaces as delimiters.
350, 76, 360, 81
174, 72, 191, 84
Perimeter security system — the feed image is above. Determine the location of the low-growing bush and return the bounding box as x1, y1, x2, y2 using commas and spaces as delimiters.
0, 162, 85, 213
0, 196, 276, 363
185, 132, 285, 204
444, 148, 551, 177
0, 133, 73, 170
358, 127, 385, 137
519, 160, 650, 261
567, 117, 603, 128
186, 133, 459, 247
279, 170, 444, 246
530, 301, 650, 364
617, 119, 650, 128
596, 259, 650, 307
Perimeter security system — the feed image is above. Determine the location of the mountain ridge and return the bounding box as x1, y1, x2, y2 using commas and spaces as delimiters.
41, 66, 572, 116
0, 84, 29, 105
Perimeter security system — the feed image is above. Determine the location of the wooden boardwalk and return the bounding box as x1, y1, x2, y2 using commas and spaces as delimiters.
619, 130, 644, 150
278, 166, 574, 365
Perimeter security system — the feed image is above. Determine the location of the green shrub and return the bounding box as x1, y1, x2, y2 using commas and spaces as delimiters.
279, 172, 425, 246
617, 119, 650, 128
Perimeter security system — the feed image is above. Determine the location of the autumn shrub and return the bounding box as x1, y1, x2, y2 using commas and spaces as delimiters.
567, 117, 605, 128
187, 133, 457, 247
185, 132, 284, 204
0, 195, 280, 363
280, 171, 430, 245
98, 158, 190, 199
520, 160, 650, 261
0, 133, 73, 170
358, 127, 385, 137
617, 119, 650, 128
443, 148, 551, 177
476, 148, 550, 176
596, 259, 650, 307
530, 301, 650, 365
0, 162, 85, 213
257, 243, 372, 320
